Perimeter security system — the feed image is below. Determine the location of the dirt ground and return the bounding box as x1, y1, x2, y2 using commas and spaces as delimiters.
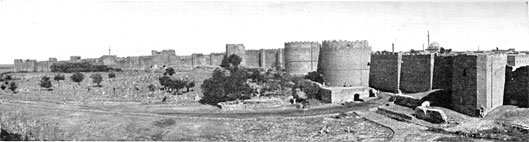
0, 69, 396, 141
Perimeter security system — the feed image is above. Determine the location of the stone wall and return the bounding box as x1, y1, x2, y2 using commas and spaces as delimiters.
415, 106, 448, 123
369, 52, 402, 92
245, 49, 261, 67
226, 44, 246, 66
400, 54, 435, 93
320, 86, 371, 103
263, 49, 280, 68
432, 55, 454, 92
209, 53, 225, 66
504, 66, 529, 107
14, 59, 38, 72
318, 40, 371, 87
452, 54, 506, 117
191, 53, 207, 67
284, 41, 320, 75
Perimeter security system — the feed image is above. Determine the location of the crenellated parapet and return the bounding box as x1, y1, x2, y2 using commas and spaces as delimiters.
321, 40, 371, 50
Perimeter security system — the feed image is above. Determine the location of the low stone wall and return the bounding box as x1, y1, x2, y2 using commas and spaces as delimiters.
218, 99, 283, 111
392, 94, 420, 108
375, 107, 414, 122
414, 106, 448, 124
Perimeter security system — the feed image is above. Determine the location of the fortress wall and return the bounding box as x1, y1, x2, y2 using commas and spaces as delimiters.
318, 40, 371, 87
369, 52, 402, 92
191, 54, 207, 67
13, 59, 38, 72
245, 49, 261, 67
263, 49, 279, 68
209, 53, 225, 66
400, 54, 435, 93
226, 44, 246, 66
452, 54, 506, 116
433, 55, 454, 92
284, 41, 320, 75
504, 66, 529, 107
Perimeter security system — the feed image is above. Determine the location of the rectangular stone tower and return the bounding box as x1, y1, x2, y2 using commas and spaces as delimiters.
226, 44, 246, 66
451, 54, 506, 117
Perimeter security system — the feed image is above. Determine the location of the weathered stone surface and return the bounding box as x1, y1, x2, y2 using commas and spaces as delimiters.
414, 106, 448, 123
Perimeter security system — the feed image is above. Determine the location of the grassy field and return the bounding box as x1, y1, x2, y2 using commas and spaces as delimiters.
0, 68, 395, 141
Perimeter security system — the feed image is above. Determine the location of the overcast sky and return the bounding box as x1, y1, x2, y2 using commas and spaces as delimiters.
0, 0, 528, 64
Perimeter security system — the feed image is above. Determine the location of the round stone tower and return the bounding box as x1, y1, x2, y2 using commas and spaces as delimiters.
317, 40, 372, 87
284, 41, 320, 75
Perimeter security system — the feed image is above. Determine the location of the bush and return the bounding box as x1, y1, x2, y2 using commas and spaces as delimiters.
305, 71, 323, 84
8, 82, 17, 93
90, 74, 103, 87
0, 84, 5, 90
70, 72, 84, 85
39, 76, 52, 90
53, 74, 65, 87
147, 84, 156, 92
108, 72, 116, 79
165, 67, 175, 76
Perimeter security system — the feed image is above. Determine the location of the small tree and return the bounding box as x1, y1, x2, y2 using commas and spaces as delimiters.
39, 76, 53, 91
4, 75, 12, 81
71, 72, 84, 85
108, 72, 116, 81
185, 80, 195, 92
8, 82, 17, 93
53, 74, 65, 87
0, 84, 5, 90
91, 73, 103, 87
165, 67, 175, 76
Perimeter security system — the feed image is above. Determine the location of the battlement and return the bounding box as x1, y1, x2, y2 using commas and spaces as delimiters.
152, 49, 176, 56
372, 51, 402, 55
284, 41, 320, 49
322, 40, 371, 50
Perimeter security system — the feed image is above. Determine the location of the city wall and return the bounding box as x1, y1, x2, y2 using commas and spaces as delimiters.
504, 66, 529, 107
369, 52, 402, 92
400, 54, 435, 93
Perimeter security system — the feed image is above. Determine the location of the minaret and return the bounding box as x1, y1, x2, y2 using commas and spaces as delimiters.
427, 30, 430, 48
392, 43, 394, 53
108, 46, 111, 56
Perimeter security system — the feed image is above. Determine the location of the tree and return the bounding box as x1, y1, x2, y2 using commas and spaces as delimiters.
220, 54, 242, 70
91, 73, 103, 87
185, 80, 195, 92
53, 74, 65, 87
39, 76, 52, 91
200, 68, 251, 105
108, 72, 116, 81
165, 67, 175, 76
158, 76, 185, 95
305, 71, 324, 84
8, 82, 17, 93
71, 72, 84, 85
4, 75, 12, 81
0, 84, 5, 90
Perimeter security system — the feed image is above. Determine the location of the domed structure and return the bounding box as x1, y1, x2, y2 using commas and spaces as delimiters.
428, 42, 440, 49
426, 42, 441, 53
